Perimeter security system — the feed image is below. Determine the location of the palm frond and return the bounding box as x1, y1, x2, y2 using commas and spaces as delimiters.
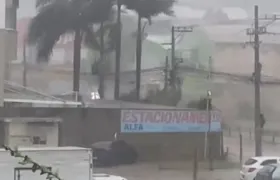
104, 22, 118, 53
36, 0, 60, 11
29, 0, 115, 61
122, 0, 176, 19
78, 0, 115, 25
94, 23, 115, 38
36, 0, 51, 8
28, 0, 76, 60
83, 23, 118, 53
30, 0, 115, 43
83, 26, 101, 50
28, 0, 73, 43
36, 31, 62, 61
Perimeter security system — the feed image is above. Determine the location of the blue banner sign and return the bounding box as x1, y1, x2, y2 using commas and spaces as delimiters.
121, 110, 222, 133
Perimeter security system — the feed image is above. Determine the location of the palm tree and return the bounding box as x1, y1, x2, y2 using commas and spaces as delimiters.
28, 0, 114, 99
88, 21, 118, 99
122, 0, 176, 100
114, 0, 122, 100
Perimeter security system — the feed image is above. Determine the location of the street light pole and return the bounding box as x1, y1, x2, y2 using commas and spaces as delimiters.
204, 90, 212, 160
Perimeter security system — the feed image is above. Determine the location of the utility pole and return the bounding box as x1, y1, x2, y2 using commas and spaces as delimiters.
171, 26, 175, 88
253, 5, 262, 156
246, 5, 262, 156
170, 26, 193, 88
245, 7, 280, 156
114, 0, 121, 100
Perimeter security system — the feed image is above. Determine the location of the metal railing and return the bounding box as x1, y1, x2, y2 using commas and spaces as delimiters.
223, 124, 280, 144
4, 81, 83, 106
4, 80, 67, 102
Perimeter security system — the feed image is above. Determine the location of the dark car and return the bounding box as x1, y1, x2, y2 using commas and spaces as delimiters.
256, 164, 280, 180
92, 140, 138, 167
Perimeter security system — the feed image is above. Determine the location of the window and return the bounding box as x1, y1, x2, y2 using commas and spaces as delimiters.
261, 159, 278, 166
32, 136, 46, 145
91, 92, 100, 100
256, 165, 276, 180
259, 165, 276, 174
272, 167, 280, 180
245, 158, 258, 165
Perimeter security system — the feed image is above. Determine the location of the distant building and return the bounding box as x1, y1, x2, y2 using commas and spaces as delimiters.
202, 7, 248, 24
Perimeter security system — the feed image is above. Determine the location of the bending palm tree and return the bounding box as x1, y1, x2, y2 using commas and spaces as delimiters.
122, 0, 176, 100
28, 0, 114, 99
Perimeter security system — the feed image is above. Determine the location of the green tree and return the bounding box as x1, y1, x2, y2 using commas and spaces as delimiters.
28, 0, 114, 99
122, 0, 176, 100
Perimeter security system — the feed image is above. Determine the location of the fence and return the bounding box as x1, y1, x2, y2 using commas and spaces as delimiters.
223, 124, 280, 144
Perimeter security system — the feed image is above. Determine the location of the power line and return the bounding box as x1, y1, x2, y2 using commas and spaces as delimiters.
171, 26, 193, 88
119, 65, 280, 86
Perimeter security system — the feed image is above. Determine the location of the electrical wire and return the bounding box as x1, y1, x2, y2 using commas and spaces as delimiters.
131, 65, 280, 86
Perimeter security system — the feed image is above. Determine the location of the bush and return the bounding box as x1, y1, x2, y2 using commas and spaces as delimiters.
144, 88, 181, 106
119, 90, 138, 102
187, 97, 213, 110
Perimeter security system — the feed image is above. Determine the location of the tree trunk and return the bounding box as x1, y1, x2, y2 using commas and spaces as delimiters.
135, 15, 142, 100
114, 0, 122, 100
73, 28, 82, 100
98, 22, 105, 99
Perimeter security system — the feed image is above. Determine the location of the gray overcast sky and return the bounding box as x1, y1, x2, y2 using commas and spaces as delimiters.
16, 0, 280, 19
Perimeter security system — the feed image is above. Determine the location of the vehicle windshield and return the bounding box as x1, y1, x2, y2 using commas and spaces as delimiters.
245, 158, 258, 165
272, 166, 280, 180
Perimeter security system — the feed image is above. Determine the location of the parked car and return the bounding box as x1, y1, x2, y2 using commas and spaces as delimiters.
255, 164, 280, 180
93, 173, 127, 180
92, 140, 138, 167
240, 156, 280, 180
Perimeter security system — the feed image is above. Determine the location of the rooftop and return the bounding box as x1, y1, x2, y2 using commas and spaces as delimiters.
87, 100, 176, 109
0, 146, 90, 152
250, 156, 280, 161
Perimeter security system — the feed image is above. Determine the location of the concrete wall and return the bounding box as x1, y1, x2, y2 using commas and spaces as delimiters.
0, 122, 5, 145
5, 0, 17, 29
0, 30, 6, 106
0, 29, 17, 106
0, 29, 16, 106
0, 0, 6, 28
0, 107, 223, 161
